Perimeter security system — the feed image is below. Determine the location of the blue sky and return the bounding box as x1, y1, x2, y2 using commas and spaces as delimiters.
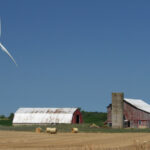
0, 0, 150, 115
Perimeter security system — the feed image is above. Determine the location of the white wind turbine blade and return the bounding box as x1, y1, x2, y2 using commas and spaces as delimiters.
0, 43, 17, 66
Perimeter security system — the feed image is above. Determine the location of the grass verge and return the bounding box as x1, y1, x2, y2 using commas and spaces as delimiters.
0, 123, 150, 133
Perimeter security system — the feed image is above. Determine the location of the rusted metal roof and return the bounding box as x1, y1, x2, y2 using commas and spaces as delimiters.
15, 108, 77, 114
13, 108, 78, 124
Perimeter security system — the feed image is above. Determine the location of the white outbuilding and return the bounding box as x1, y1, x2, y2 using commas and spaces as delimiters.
13, 108, 83, 125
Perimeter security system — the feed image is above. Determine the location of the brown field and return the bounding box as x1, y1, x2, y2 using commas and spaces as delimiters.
0, 131, 150, 150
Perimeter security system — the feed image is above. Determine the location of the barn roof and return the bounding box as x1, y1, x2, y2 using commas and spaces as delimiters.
13, 108, 78, 124
124, 98, 150, 113
15, 108, 77, 114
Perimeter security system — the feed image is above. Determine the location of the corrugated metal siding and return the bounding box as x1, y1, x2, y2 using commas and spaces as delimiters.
13, 108, 77, 124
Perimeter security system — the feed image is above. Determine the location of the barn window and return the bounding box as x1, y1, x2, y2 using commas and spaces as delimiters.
108, 123, 112, 127
148, 121, 150, 128
138, 120, 141, 125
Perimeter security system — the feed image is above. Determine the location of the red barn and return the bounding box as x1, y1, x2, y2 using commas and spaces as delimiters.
72, 108, 83, 124
107, 98, 150, 128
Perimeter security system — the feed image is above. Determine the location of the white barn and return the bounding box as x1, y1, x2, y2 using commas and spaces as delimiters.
13, 108, 83, 125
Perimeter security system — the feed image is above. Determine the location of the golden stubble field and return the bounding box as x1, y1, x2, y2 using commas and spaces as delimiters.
0, 131, 150, 150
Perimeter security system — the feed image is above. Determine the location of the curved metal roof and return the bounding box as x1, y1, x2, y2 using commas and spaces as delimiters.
13, 108, 78, 124
15, 108, 77, 114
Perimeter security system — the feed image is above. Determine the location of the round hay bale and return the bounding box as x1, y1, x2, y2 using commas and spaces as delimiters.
46, 127, 57, 134
72, 128, 78, 133
35, 127, 42, 133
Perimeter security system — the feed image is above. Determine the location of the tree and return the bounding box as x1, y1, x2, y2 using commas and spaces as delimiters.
8, 113, 14, 120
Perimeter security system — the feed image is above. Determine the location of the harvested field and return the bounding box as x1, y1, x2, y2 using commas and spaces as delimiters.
0, 131, 150, 150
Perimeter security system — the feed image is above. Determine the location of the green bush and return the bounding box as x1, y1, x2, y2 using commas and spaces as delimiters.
0, 119, 12, 126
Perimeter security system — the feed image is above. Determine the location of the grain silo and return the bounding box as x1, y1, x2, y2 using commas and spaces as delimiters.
111, 93, 124, 128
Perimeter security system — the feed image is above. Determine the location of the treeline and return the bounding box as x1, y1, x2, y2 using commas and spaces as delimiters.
0, 113, 14, 126
81, 111, 107, 126
0, 113, 14, 120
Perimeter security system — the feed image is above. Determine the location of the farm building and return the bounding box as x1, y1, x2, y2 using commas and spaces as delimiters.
13, 108, 83, 125
107, 93, 150, 128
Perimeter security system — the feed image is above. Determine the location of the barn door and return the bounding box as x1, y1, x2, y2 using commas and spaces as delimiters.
76, 115, 80, 124
127, 121, 130, 127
